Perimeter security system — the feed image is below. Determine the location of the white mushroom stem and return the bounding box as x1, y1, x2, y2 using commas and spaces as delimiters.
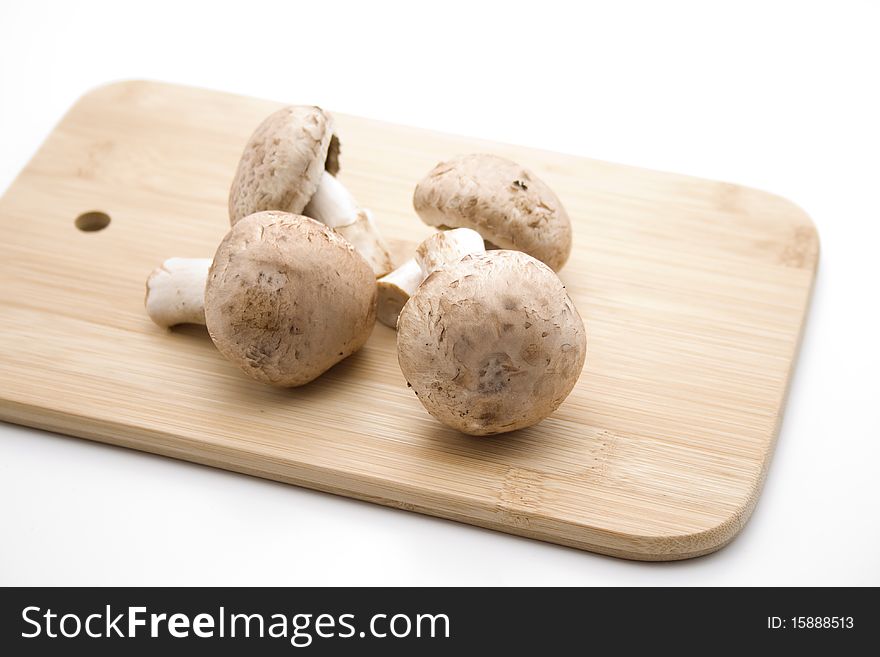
303, 170, 358, 229
376, 228, 485, 329
304, 171, 394, 277
145, 257, 211, 328
415, 227, 486, 277
376, 258, 422, 329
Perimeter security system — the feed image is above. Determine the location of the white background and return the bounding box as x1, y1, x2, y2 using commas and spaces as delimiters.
1, 0, 878, 585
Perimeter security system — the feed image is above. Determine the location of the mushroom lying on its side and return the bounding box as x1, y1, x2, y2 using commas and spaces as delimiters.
229, 106, 394, 277
413, 153, 572, 271
145, 211, 377, 387
397, 250, 586, 435
376, 227, 485, 328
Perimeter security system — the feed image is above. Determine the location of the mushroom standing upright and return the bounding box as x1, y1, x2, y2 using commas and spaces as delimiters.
397, 250, 586, 435
145, 211, 377, 387
229, 106, 394, 277
413, 153, 572, 271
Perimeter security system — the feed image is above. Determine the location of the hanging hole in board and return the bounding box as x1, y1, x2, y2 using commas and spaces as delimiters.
75, 211, 111, 232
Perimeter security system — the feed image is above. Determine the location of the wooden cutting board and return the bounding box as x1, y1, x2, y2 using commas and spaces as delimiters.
0, 80, 818, 560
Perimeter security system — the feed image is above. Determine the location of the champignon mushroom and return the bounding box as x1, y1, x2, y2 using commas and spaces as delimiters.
413, 153, 572, 271
397, 250, 585, 435
145, 211, 377, 387
376, 227, 485, 328
229, 105, 394, 277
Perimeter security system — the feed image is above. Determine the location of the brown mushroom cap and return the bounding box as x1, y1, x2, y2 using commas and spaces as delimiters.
397, 250, 585, 435
412, 154, 572, 271
228, 106, 340, 225
205, 211, 376, 386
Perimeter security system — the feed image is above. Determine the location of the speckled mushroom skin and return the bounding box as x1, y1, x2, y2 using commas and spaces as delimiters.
397, 250, 586, 435
412, 154, 573, 271
228, 106, 339, 225
205, 211, 376, 387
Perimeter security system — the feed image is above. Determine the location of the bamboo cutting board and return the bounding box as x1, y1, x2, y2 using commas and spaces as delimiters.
0, 81, 818, 560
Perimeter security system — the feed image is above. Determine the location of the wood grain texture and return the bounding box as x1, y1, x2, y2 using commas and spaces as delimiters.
0, 80, 818, 560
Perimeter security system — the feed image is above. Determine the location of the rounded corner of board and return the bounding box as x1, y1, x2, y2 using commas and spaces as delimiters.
611, 503, 754, 562
742, 185, 821, 270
